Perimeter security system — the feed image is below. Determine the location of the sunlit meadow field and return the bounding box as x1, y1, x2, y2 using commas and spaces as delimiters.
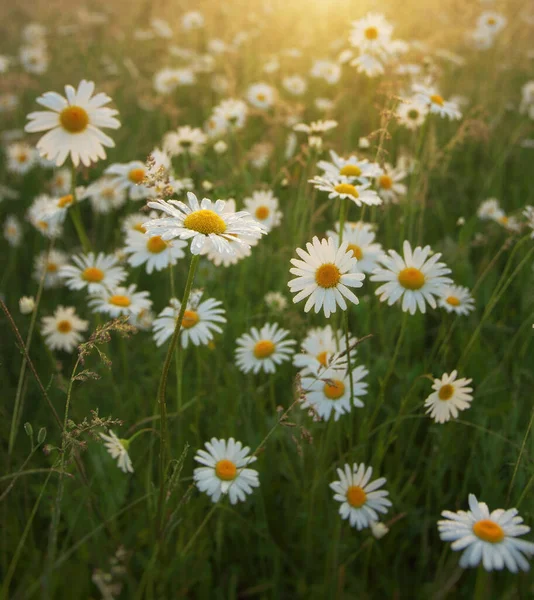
1, 0, 534, 598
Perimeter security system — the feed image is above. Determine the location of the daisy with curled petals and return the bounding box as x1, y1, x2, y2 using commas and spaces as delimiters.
123, 229, 187, 274
310, 176, 382, 207
293, 324, 357, 375
370, 240, 452, 315
424, 370, 473, 424
105, 161, 154, 201
326, 222, 384, 274
144, 192, 266, 256
438, 494, 534, 572
41, 306, 88, 353
99, 431, 133, 474
301, 365, 368, 421
412, 84, 462, 121
288, 237, 365, 318
152, 291, 226, 348
59, 252, 127, 294
88, 284, 152, 318
193, 438, 259, 504
438, 285, 475, 316
330, 463, 392, 530
24, 80, 120, 167
235, 323, 296, 374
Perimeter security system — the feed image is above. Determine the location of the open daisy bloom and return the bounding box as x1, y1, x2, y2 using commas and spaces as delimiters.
412, 84, 462, 121
99, 431, 133, 474
41, 306, 88, 353
330, 463, 392, 530
88, 284, 152, 318
326, 222, 384, 274
193, 438, 259, 504
438, 494, 534, 572
310, 176, 382, 207
25, 80, 120, 167
59, 252, 127, 294
438, 285, 475, 316
288, 237, 365, 318
371, 240, 452, 315
235, 323, 296, 374
123, 229, 187, 274
424, 370, 473, 424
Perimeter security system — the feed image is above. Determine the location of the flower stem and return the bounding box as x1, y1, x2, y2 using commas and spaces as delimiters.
69, 165, 91, 252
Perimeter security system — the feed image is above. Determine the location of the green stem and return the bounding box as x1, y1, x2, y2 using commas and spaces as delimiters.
69, 165, 91, 252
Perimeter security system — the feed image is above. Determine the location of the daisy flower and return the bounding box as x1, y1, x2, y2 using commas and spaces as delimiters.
213, 98, 248, 131
477, 11, 507, 36
523, 206, 534, 238
412, 84, 462, 121
33, 249, 69, 288
477, 198, 504, 221
282, 75, 307, 96
3, 215, 22, 247
424, 370, 474, 424
330, 463, 392, 530
293, 120, 338, 136
81, 177, 127, 214
152, 292, 226, 348
163, 126, 208, 157
28, 195, 62, 239
310, 177, 382, 207
88, 284, 152, 317
41, 306, 88, 352
243, 190, 282, 232
99, 431, 133, 474
246, 82, 276, 110
144, 192, 266, 256
6, 142, 36, 174
375, 163, 408, 204
301, 365, 368, 421
438, 285, 475, 316
19, 296, 35, 315
59, 252, 127, 294
24, 80, 120, 167
349, 13, 394, 58
370, 240, 452, 315
123, 229, 187, 274
235, 323, 296, 374
264, 291, 288, 313
288, 237, 365, 318
293, 324, 357, 375
104, 161, 154, 201
193, 438, 259, 505
326, 222, 384, 274
438, 494, 534, 572
396, 97, 429, 130
317, 150, 382, 183
153, 68, 196, 94
310, 60, 341, 85
49, 168, 72, 196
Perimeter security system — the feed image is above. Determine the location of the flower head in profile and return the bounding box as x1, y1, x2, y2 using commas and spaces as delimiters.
438, 494, 534, 572
424, 370, 473, 424
41, 305, 88, 352
100, 431, 133, 474
235, 323, 296, 374
25, 80, 120, 167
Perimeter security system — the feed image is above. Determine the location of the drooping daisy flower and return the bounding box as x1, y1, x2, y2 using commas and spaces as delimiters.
326, 222, 384, 274
424, 371, 473, 424
123, 229, 187, 274
246, 82, 276, 110
330, 463, 392, 530
41, 305, 88, 352
6, 142, 36, 174
99, 431, 133, 474
370, 240, 452, 315
144, 192, 266, 256
152, 292, 226, 348
396, 96, 429, 130
24, 80, 120, 167
243, 190, 282, 232
3, 215, 22, 247
438, 494, 534, 572
375, 163, 408, 204
438, 285, 475, 316
235, 323, 296, 374
88, 284, 152, 317
33, 248, 69, 288
310, 177, 382, 207
412, 84, 462, 121
104, 161, 154, 201
59, 252, 127, 294
293, 325, 357, 375
301, 365, 368, 421
163, 126, 208, 157
288, 237, 365, 318
193, 438, 259, 505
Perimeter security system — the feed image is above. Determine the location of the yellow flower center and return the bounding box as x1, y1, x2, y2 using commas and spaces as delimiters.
17, 152, 28, 163
182, 309, 199, 329
256, 93, 266, 102
473, 519, 505, 544
340, 165, 362, 177
183, 209, 227, 235
46, 262, 57, 272
316, 351, 328, 367
38, 221, 49, 231
398, 267, 425, 290
487, 17, 496, 25
446, 296, 461, 307
364, 26, 379, 40
255, 206, 270, 220
347, 244, 363, 260
133, 223, 146, 233
128, 168, 146, 184
323, 379, 345, 400
346, 485, 367, 508
109, 295, 131, 307
430, 94, 444, 106
215, 459, 237, 481
315, 263, 341, 288
146, 235, 168, 254
438, 384, 454, 401
82, 266, 104, 282
56, 319, 72, 333
253, 339, 276, 359
498, 215, 508, 225
57, 194, 74, 208
379, 175, 393, 190
59, 105, 89, 133
334, 183, 359, 198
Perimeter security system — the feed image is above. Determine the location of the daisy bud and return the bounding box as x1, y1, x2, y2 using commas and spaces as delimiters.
202, 180, 213, 191
19, 295, 35, 314
37, 427, 47, 444
371, 522, 389, 539
359, 136, 371, 149
24, 422, 33, 437
214, 140, 228, 154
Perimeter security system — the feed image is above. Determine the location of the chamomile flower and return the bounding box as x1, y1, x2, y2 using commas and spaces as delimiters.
144, 192, 266, 256
153, 68, 196, 94
438, 494, 534, 572
3, 215, 22, 247
317, 150, 382, 183
523, 205, 534, 237
81, 177, 127, 214
49, 168, 72, 196
99, 431, 133, 474
243, 190, 282, 232
33, 249, 69, 288
212, 98, 248, 132
24, 80, 120, 167
264, 291, 288, 313
59, 252, 127, 294
282, 75, 307, 96
310, 60, 341, 85
477, 198, 504, 221
375, 163, 408, 203
371, 240, 452, 315
246, 83, 276, 110
301, 365, 368, 421
105, 161, 154, 201
121, 211, 156, 235
6, 142, 36, 174
293, 324, 357, 375
152, 292, 226, 348
477, 11, 507, 36
424, 371, 474, 424
123, 229, 187, 274
293, 120, 338, 136
88, 284, 152, 317
288, 237, 365, 318
310, 177, 382, 207
326, 222, 384, 274
439, 285, 475, 316
235, 323, 296, 374
349, 13, 394, 58
41, 305, 88, 352
27, 196, 62, 238
412, 84, 462, 120
163, 126, 208, 157
193, 438, 259, 505
330, 463, 392, 530
396, 97, 429, 130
